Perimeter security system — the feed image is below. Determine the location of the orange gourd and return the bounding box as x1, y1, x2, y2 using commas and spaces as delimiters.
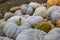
47, 0, 58, 8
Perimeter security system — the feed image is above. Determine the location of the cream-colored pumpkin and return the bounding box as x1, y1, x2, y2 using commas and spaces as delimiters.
3, 16, 31, 39
16, 29, 46, 40
29, 2, 41, 9
33, 6, 47, 18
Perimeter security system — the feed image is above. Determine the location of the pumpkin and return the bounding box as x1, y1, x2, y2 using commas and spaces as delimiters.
56, 20, 60, 28
16, 29, 46, 40
29, 2, 41, 9
0, 37, 13, 40
21, 4, 34, 15
47, 0, 58, 8
44, 28, 60, 40
35, 22, 54, 33
50, 11, 60, 24
14, 10, 23, 16
47, 6, 60, 19
3, 16, 31, 39
33, 6, 47, 18
4, 12, 13, 21
26, 16, 44, 28
10, 6, 21, 12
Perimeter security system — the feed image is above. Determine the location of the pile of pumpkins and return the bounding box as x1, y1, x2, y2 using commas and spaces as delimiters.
0, 1, 60, 40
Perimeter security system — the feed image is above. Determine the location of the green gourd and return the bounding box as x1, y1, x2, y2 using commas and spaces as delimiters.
35, 22, 52, 33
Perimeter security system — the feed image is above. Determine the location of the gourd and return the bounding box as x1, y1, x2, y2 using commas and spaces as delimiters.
33, 6, 47, 18
16, 29, 46, 40
47, 0, 58, 8
44, 28, 60, 40
50, 11, 60, 24
21, 4, 34, 15
0, 37, 13, 40
26, 16, 44, 27
3, 16, 31, 39
29, 2, 41, 9
35, 22, 54, 33
47, 6, 60, 19
14, 10, 23, 16
4, 12, 13, 21
10, 6, 21, 12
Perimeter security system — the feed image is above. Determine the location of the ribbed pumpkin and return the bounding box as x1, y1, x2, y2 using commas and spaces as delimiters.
16, 29, 46, 40
47, 0, 58, 8
44, 28, 60, 40
3, 16, 31, 39
35, 22, 54, 33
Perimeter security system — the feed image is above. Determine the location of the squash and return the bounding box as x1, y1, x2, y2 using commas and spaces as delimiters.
21, 4, 34, 15
47, 6, 60, 19
44, 28, 60, 40
4, 12, 13, 21
33, 6, 47, 18
50, 11, 60, 24
10, 6, 21, 12
47, 0, 58, 8
29, 2, 41, 9
35, 22, 54, 33
16, 29, 46, 40
14, 10, 23, 16
0, 37, 13, 40
26, 16, 44, 28
3, 16, 31, 39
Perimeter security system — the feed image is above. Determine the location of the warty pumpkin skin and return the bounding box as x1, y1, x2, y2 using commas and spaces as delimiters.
4, 12, 13, 21
50, 11, 60, 24
47, 0, 58, 8
21, 4, 34, 15
44, 28, 60, 40
47, 6, 60, 19
29, 2, 41, 9
3, 16, 31, 39
33, 6, 47, 18
26, 16, 44, 28
16, 29, 46, 40
34, 22, 53, 33
14, 10, 23, 16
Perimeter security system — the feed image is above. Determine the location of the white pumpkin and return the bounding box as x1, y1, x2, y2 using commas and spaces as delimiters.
26, 16, 44, 27
33, 6, 47, 18
29, 2, 41, 9
0, 37, 13, 40
3, 16, 31, 39
50, 11, 60, 24
47, 6, 60, 19
16, 29, 46, 40
14, 10, 23, 16
4, 12, 13, 21
44, 28, 60, 40
21, 4, 34, 15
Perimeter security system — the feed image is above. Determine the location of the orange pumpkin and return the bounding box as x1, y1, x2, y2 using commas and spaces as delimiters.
57, 0, 60, 6
47, 0, 58, 8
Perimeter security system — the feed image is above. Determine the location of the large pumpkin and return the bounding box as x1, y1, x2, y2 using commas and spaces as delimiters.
3, 16, 31, 39
47, 0, 58, 8
44, 28, 60, 40
16, 29, 46, 40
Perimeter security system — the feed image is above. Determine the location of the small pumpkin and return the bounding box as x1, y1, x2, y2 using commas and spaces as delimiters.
3, 16, 31, 39
16, 29, 46, 40
26, 16, 44, 27
44, 28, 60, 40
33, 6, 47, 18
21, 4, 34, 15
35, 22, 54, 33
14, 10, 23, 16
47, 0, 58, 8
29, 2, 41, 9
4, 12, 13, 21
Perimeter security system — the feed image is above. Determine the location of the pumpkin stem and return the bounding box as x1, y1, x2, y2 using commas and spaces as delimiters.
16, 18, 21, 26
